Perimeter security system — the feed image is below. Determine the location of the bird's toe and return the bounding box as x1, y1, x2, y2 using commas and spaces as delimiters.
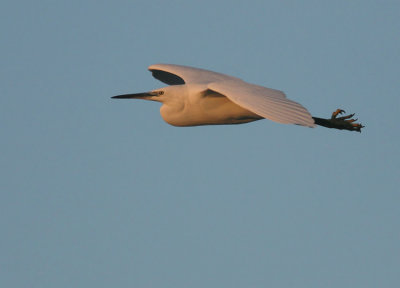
331, 109, 346, 119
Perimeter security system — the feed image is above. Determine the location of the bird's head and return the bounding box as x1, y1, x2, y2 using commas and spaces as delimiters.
112, 85, 187, 104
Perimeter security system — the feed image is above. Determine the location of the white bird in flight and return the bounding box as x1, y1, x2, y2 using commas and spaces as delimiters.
112, 64, 364, 132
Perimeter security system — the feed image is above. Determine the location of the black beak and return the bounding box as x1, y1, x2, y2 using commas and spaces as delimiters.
111, 92, 158, 99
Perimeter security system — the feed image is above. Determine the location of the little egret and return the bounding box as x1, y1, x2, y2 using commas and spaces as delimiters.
112, 64, 364, 132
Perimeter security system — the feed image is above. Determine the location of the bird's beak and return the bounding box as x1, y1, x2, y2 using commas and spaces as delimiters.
111, 91, 158, 99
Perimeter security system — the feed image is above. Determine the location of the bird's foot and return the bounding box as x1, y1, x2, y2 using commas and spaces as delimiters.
313, 109, 364, 132
330, 109, 364, 132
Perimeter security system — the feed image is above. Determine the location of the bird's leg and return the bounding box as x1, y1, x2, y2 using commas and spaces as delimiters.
312, 109, 364, 132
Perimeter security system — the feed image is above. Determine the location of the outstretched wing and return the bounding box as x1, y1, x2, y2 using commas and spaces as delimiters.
148, 63, 315, 127
148, 63, 239, 85
208, 80, 315, 127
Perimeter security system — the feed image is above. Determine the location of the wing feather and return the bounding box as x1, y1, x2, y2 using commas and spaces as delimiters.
208, 80, 315, 127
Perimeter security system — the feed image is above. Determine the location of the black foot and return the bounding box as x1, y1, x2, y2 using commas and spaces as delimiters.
313, 109, 365, 132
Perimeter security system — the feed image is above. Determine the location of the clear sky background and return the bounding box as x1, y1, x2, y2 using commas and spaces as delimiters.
1, 1, 399, 287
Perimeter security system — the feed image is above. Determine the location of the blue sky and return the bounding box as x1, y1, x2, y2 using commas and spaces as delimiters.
1, 1, 399, 287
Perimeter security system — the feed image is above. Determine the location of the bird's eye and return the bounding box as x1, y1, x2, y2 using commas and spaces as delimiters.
158, 91, 164, 95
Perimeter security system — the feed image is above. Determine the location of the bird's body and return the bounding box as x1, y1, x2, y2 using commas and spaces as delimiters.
158, 83, 262, 126
113, 64, 364, 132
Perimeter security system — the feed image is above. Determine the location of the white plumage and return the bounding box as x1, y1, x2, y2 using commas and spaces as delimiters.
208, 80, 314, 127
